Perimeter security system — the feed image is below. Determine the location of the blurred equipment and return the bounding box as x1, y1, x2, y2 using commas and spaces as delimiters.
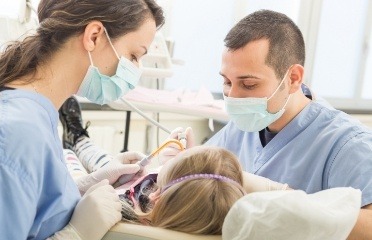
0, 0, 38, 48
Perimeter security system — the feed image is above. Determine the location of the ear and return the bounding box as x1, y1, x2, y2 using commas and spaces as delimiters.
288, 64, 304, 94
149, 188, 161, 205
82, 21, 105, 52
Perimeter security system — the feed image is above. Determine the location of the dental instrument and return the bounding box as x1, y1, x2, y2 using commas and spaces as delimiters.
120, 98, 171, 134
114, 139, 184, 187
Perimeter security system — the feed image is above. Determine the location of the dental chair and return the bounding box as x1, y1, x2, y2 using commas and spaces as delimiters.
223, 187, 361, 240
103, 222, 221, 240
103, 188, 361, 240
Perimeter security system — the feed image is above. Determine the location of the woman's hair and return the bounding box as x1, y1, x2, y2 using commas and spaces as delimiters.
0, 0, 164, 87
119, 146, 245, 235
150, 146, 245, 235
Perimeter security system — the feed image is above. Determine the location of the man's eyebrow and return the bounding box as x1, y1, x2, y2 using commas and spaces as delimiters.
237, 74, 259, 80
219, 72, 260, 80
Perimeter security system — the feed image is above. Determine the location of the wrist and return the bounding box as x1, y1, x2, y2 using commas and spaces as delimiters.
47, 223, 82, 240
67, 223, 83, 239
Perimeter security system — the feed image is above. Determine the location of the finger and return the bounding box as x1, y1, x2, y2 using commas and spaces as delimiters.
114, 211, 122, 223
169, 127, 184, 139
116, 151, 146, 164
160, 147, 181, 157
160, 142, 182, 151
114, 164, 141, 176
185, 127, 196, 148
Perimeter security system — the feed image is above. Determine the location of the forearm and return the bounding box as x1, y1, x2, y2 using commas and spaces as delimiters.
347, 205, 372, 240
242, 171, 291, 193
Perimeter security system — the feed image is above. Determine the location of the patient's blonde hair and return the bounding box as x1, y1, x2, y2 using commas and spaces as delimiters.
150, 146, 245, 235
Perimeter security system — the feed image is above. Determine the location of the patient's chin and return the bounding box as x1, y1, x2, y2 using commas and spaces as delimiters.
138, 216, 152, 225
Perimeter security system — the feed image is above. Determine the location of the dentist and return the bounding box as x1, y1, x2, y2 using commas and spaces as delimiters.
0, 0, 164, 239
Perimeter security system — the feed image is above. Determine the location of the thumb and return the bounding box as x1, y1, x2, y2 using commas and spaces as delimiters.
169, 127, 184, 139
115, 151, 146, 164
115, 163, 141, 175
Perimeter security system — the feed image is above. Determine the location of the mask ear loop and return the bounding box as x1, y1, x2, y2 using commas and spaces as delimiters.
87, 51, 94, 66
267, 66, 293, 101
103, 27, 120, 60
281, 94, 291, 109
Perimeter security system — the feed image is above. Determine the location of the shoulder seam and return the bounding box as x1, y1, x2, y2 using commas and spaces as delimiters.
326, 131, 368, 188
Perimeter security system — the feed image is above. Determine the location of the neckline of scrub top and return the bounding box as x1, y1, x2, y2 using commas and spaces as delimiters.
257, 83, 313, 148
0, 86, 15, 91
253, 101, 324, 173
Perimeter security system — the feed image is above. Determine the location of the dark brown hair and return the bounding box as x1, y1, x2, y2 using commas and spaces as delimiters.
0, 0, 164, 87
224, 9, 305, 79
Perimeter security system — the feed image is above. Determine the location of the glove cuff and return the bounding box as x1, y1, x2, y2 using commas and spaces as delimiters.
47, 223, 82, 240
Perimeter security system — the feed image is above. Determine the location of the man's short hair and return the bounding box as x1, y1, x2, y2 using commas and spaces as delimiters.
224, 10, 305, 79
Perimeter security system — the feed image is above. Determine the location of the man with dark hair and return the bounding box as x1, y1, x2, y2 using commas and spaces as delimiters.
205, 9, 372, 239
161, 9, 372, 239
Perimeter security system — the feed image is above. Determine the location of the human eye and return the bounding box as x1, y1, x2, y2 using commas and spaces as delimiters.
222, 78, 231, 87
243, 83, 258, 90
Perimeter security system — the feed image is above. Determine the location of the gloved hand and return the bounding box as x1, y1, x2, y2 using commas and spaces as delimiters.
113, 151, 148, 187
157, 127, 195, 165
76, 151, 145, 193
114, 151, 146, 164
48, 180, 121, 240
243, 172, 290, 194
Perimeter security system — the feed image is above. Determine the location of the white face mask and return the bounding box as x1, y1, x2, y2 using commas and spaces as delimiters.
77, 28, 142, 105
224, 69, 291, 132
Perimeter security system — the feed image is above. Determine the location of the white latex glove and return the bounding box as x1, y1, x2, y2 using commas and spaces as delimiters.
243, 172, 290, 194
114, 151, 146, 164
113, 151, 148, 187
47, 224, 81, 240
76, 152, 144, 193
48, 180, 121, 240
157, 127, 195, 165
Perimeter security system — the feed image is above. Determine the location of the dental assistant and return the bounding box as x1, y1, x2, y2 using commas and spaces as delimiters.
0, 0, 164, 239
205, 10, 372, 239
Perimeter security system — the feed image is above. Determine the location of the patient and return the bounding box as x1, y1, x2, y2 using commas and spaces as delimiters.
59, 96, 287, 235
119, 145, 246, 235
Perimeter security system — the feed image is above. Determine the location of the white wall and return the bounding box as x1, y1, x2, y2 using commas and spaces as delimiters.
159, 0, 372, 111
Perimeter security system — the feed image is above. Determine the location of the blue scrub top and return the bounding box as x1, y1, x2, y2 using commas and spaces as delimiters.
206, 93, 372, 207
0, 89, 80, 239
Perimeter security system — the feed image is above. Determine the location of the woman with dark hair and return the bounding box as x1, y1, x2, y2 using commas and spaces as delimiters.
0, 0, 164, 239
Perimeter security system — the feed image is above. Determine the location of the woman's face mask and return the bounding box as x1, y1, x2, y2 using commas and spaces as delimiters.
224, 68, 292, 132
77, 28, 142, 105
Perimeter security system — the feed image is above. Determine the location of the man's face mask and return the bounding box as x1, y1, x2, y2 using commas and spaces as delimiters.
224, 68, 292, 132
77, 28, 142, 105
